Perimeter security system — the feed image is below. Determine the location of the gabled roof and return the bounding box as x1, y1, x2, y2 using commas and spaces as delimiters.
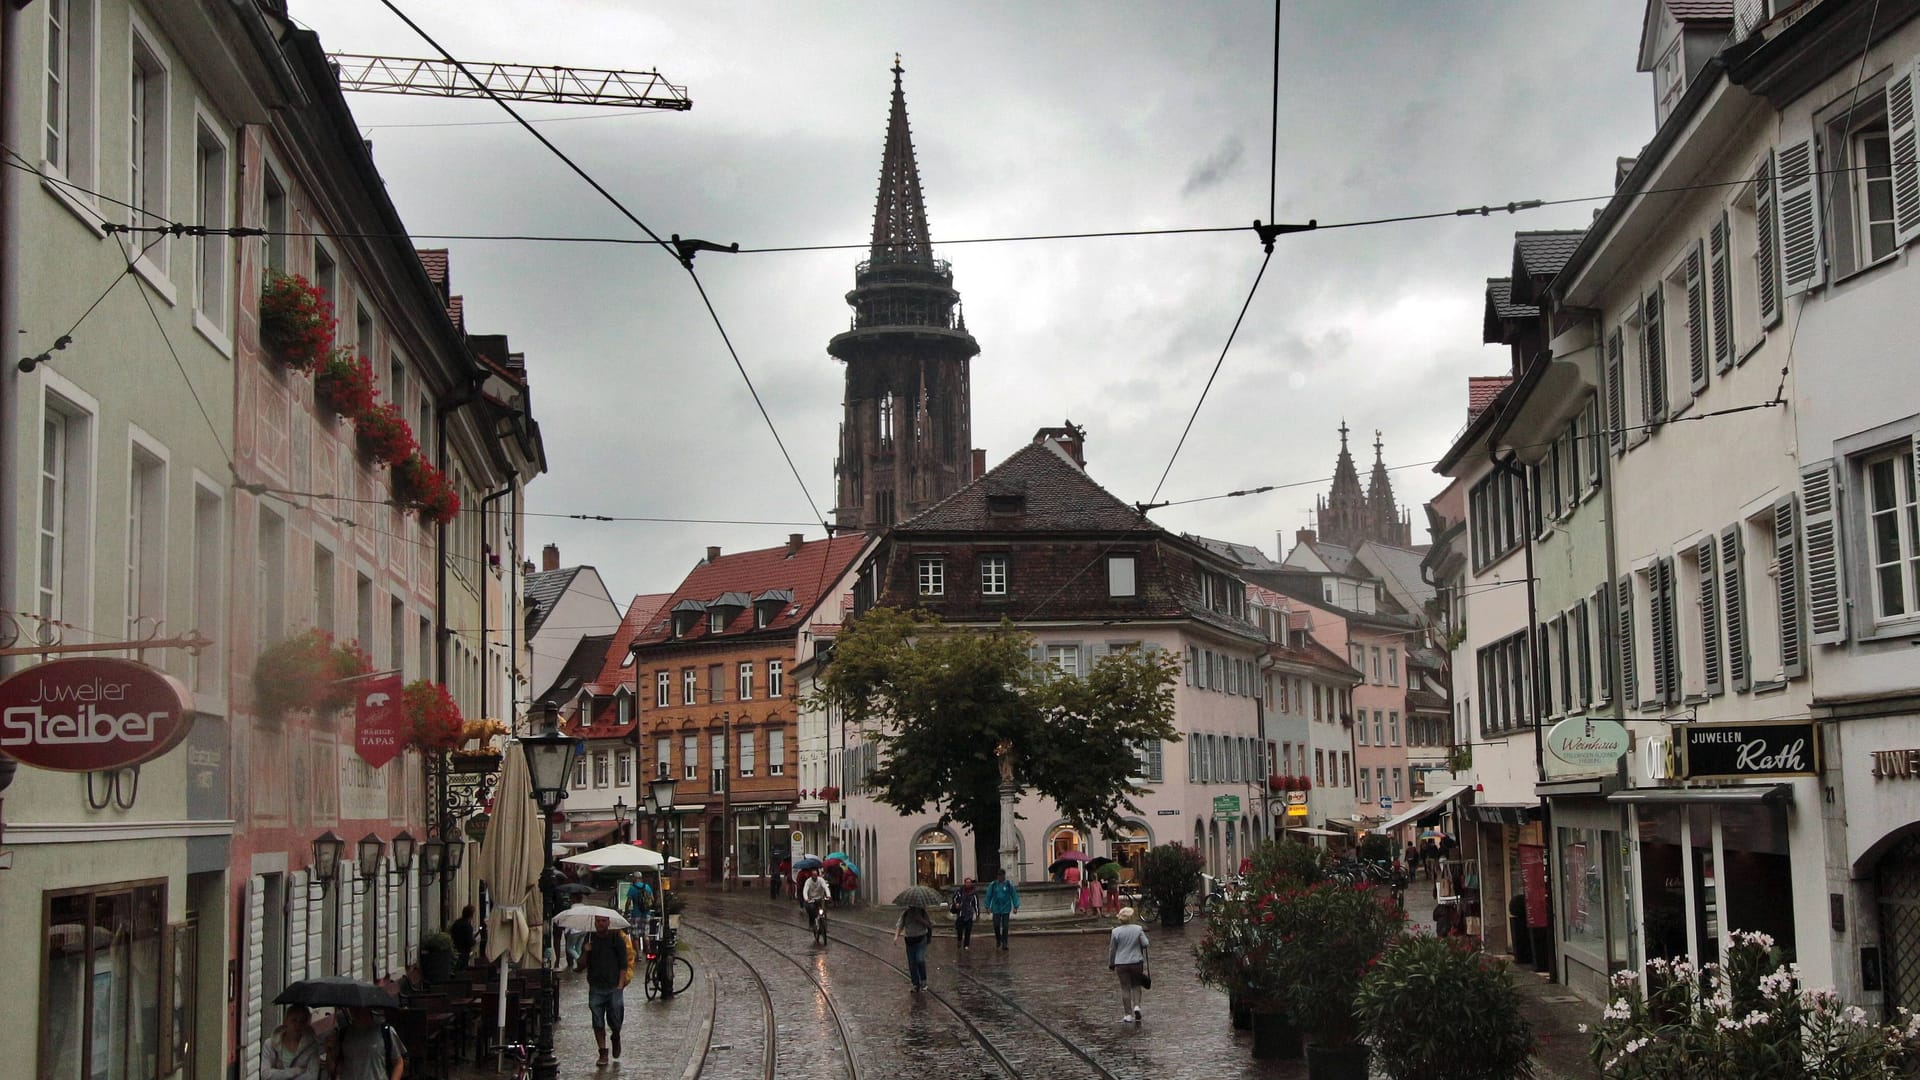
895, 440, 1159, 534
1355, 541, 1436, 613
1287, 538, 1357, 576
1483, 279, 1538, 343
572, 593, 673, 733
1268, 637, 1363, 683
1185, 534, 1284, 571
1509, 231, 1585, 304
1468, 376, 1513, 422
632, 534, 871, 649
523, 566, 585, 637
540, 633, 613, 712
1640, 0, 1734, 70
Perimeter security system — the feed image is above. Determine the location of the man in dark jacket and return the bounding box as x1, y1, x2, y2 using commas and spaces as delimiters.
578, 916, 633, 1067
449, 906, 477, 970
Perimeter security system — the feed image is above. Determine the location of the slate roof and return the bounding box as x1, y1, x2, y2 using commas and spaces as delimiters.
1484, 278, 1538, 344
894, 441, 1159, 534
542, 633, 613, 713
523, 566, 585, 638
1185, 534, 1284, 571
630, 534, 870, 649
1300, 539, 1358, 576
1356, 542, 1436, 611
1510, 231, 1586, 304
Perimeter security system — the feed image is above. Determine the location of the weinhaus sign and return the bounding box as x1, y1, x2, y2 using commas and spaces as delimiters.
1678, 719, 1819, 780
0, 657, 195, 771
1546, 718, 1631, 771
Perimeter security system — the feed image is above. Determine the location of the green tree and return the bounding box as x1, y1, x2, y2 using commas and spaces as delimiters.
808, 606, 1181, 878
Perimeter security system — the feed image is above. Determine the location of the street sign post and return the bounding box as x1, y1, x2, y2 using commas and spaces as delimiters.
1212, 794, 1241, 820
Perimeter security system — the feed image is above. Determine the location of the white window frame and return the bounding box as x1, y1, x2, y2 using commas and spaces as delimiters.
739, 731, 755, 777
262, 160, 288, 274
124, 429, 167, 641
1862, 444, 1920, 629
656, 736, 671, 780
917, 556, 944, 596
768, 729, 784, 777
656, 671, 671, 708
683, 734, 698, 782
127, 21, 171, 279
592, 750, 608, 788
43, 0, 100, 197
768, 659, 784, 698
682, 667, 696, 706
191, 108, 232, 348
980, 554, 1008, 596
738, 661, 754, 701
710, 733, 725, 790
616, 751, 631, 787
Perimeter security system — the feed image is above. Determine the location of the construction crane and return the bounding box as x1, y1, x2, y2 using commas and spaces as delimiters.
327, 53, 691, 110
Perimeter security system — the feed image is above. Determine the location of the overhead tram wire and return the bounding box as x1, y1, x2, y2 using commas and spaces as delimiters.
371, 0, 828, 533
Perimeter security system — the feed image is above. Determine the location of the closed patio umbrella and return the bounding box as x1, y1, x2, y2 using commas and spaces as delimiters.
473, 740, 546, 1053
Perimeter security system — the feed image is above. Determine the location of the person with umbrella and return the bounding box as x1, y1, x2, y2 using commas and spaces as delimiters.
985, 867, 1021, 950
331, 1005, 407, 1080
260, 1004, 320, 1080
577, 914, 634, 1067
892, 886, 943, 991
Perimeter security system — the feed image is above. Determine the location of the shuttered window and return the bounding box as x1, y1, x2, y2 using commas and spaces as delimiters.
1756, 155, 1782, 326
1607, 328, 1627, 455
1574, 599, 1592, 709
1585, 396, 1604, 488
1710, 214, 1735, 372
1803, 462, 1848, 642
1889, 63, 1920, 248
1699, 536, 1724, 696
1641, 287, 1668, 426
1647, 565, 1670, 706
1722, 525, 1751, 692
1685, 241, 1709, 395
1618, 574, 1637, 708
1594, 583, 1614, 703
1659, 557, 1680, 706
1777, 136, 1826, 296
1775, 495, 1807, 678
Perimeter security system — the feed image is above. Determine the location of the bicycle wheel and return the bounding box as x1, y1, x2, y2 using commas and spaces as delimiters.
643, 959, 660, 1000
669, 955, 694, 995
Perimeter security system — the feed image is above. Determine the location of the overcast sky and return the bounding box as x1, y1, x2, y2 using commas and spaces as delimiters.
296, 1, 1656, 604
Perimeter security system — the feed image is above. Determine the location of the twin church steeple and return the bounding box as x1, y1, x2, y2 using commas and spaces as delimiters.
1316, 423, 1413, 549
830, 60, 980, 534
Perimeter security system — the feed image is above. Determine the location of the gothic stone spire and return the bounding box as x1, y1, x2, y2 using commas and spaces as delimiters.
870, 55, 934, 265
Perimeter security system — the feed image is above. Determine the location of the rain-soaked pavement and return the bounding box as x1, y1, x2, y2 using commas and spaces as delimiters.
450, 888, 1601, 1079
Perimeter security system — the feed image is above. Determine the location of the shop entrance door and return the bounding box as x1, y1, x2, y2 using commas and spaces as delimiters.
1876, 834, 1920, 1015
708, 818, 725, 883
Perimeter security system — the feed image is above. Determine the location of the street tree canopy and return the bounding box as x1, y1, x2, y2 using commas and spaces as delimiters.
807, 606, 1182, 875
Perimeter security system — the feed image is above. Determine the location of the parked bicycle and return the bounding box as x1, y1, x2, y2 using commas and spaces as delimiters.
1330, 857, 1411, 909
643, 928, 693, 999
1200, 873, 1250, 915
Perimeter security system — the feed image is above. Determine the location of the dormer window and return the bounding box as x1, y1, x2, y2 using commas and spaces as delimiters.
987, 492, 1025, 516
710, 610, 727, 633
707, 591, 750, 635
753, 589, 793, 629
671, 599, 708, 638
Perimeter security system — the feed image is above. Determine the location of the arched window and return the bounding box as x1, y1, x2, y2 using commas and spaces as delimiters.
1111, 822, 1151, 881
913, 827, 956, 889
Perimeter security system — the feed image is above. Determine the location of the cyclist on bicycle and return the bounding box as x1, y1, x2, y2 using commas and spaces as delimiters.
802, 870, 832, 933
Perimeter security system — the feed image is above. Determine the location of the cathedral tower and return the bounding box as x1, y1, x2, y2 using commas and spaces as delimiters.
1315, 424, 1413, 549
830, 59, 980, 533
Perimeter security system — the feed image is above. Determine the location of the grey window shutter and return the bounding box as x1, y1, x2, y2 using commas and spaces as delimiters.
1594, 583, 1614, 703
1756, 155, 1782, 327
1188, 732, 1198, 782
1776, 136, 1826, 296
1802, 463, 1847, 645
1722, 525, 1750, 693
1661, 557, 1681, 706
1699, 535, 1723, 696
1888, 62, 1920, 248
1607, 329, 1627, 454
1710, 214, 1735, 372
1686, 240, 1709, 395
1575, 598, 1592, 708
1586, 397, 1604, 488
1617, 575, 1637, 709
1150, 739, 1164, 783
1775, 495, 1807, 678
1647, 567, 1670, 705
1641, 287, 1668, 425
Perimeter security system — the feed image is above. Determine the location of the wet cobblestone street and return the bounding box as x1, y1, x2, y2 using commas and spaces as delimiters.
454, 890, 1601, 1079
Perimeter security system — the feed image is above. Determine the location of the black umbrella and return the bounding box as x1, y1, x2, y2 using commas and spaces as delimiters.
274, 976, 399, 1010
554, 883, 593, 897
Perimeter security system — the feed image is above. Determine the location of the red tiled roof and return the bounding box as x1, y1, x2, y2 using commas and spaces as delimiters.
447, 295, 465, 333
573, 593, 673, 734
1269, 638, 1362, 681
1467, 376, 1512, 424
417, 248, 448, 286
631, 534, 871, 650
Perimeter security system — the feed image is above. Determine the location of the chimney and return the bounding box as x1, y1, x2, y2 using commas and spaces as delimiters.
541, 544, 560, 572
706, 546, 722, 564
971, 448, 986, 481
1032, 421, 1088, 469
1295, 528, 1317, 547
787, 533, 805, 557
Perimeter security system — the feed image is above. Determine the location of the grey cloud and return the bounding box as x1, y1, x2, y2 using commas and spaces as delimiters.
1183, 137, 1246, 197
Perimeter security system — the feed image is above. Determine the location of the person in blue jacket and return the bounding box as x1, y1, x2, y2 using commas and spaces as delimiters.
984, 867, 1020, 950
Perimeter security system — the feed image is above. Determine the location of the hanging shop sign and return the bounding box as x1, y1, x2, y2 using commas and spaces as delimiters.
1545, 717, 1631, 771
1678, 719, 1819, 780
353, 673, 405, 769
1286, 791, 1308, 806
0, 657, 194, 772
1286, 803, 1309, 818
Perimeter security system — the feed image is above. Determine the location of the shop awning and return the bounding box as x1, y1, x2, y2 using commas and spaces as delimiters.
559, 821, 619, 845
1322, 817, 1379, 834
1285, 826, 1346, 837
1460, 802, 1541, 826
1376, 784, 1471, 833
1607, 784, 1791, 805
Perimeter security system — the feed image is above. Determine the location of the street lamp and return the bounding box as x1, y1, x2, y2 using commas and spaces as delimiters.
310, 830, 345, 900
612, 796, 630, 843
389, 830, 417, 880
518, 701, 574, 1080
644, 776, 680, 998
354, 833, 385, 893
421, 838, 446, 880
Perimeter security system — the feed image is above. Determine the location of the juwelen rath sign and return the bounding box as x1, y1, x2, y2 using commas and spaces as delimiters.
1677, 719, 1819, 781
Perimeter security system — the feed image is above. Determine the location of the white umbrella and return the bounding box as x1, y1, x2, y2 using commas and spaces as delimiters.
551, 905, 630, 933
560, 843, 675, 870
472, 741, 546, 1056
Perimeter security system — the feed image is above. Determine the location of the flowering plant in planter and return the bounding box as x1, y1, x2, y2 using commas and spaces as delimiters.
253, 629, 372, 718
314, 348, 377, 419
354, 400, 416, 466
1354, 934, 1534, 1080
392, 453, 460, 526
1137, 842, 1206, 927
1265, 880, 1407, 1050
1294, 774, 1312, 791
402, 680, 464, 751
818, 785, 841, 802
1269, 773, 1293, 792
260, 272, 336, 371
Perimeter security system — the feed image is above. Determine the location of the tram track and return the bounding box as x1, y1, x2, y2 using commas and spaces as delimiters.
708, 905, 1119, 1080
682, 919, 863, 1080
677, 923, 778, 1080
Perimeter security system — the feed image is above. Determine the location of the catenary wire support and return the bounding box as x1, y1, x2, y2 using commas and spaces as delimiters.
1253, 218, 1315, 253
669, 234, 740, 270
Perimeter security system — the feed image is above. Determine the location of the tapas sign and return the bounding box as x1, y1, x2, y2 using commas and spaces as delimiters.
0, 658, 194, 771
1678, 719, 1819, 780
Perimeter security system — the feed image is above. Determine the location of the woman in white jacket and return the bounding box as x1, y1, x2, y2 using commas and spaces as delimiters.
260, 1005, 321, 1080
1108, 907, 1150, 1023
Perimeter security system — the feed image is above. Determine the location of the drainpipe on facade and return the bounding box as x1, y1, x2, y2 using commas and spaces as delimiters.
0, 0, 20, 686
478, 482, 515, 723
1493, 443, 1555, 977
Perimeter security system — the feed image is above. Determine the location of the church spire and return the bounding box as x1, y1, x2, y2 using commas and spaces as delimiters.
870, 55, 934, 265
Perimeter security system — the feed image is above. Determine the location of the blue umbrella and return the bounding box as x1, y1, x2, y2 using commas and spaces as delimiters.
824, 851, 853, 862
825, 857, 860, 876
793, 856, 824, 871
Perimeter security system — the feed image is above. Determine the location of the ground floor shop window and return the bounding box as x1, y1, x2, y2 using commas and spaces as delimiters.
1636, 801, 1794, 968
1111, 823, 1150, 881
915, 828, 956, 889
677, 822, 702, 870
1559, 826, 1616, 959
42, 881, 166, 1080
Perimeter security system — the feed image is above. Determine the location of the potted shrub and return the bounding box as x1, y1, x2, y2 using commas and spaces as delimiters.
252, 629, 372, 718
259, 271, 336, 371
1267, 881, 1407, 1080
314, 348, 377, 419
1354, 934, 1534, 1080
420, 931, 456, 984
354, 400, 416, 466
1230, 838, 1329, 1057
1136, 842, 1204, 928
402, 680, 464, 751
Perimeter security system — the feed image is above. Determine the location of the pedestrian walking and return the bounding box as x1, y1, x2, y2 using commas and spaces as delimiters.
578, 915, 634, 1067
1404, 841, 1418, 871
985, 868, 1020, 949
448, 906, 476, 971
949, 878, 980, 950
774, 856, 791, 899
893, 902, 934, 990
328, 1006, 407, 1080
260, 1003, 320, 1080
1108, 907, 1150, 1024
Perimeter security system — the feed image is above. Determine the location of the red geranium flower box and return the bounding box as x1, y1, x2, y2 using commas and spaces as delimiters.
355, 401, 416, 466
315, 349, 378, 420
260, 272, 337, 372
